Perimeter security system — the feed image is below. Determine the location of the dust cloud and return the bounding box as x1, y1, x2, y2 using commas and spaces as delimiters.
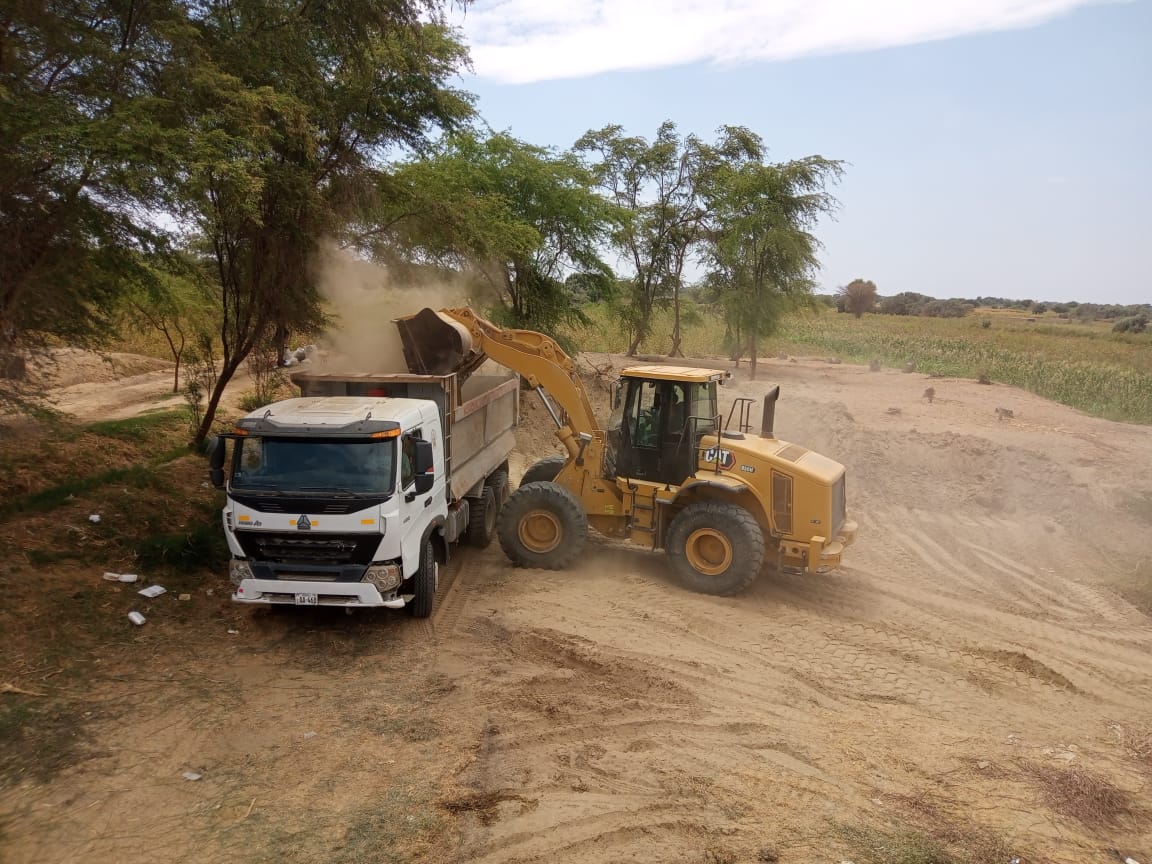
312, 242, 485, 374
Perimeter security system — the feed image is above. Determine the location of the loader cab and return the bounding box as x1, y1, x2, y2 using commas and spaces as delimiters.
611, 367, 728, 486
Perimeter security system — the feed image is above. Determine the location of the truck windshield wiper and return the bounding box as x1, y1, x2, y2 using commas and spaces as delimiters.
293, 486, 372, 499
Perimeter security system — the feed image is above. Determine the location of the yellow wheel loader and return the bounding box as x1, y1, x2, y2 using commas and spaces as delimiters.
397, 307, 857, 596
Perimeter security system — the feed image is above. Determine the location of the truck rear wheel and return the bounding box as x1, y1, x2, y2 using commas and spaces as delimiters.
405, 537, 437, 618
498, 481, 587, 570
666, 501, 765, 596
486, 470, 510, 507
466, 486, 497, 547
519, 455, 566, 488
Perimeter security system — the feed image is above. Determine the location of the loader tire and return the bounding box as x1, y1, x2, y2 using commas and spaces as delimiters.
405, 536, 437, 618
498, 481, 587, 570
518, 455, 567, 488
466, 486, 497, 548
666, 501, 765, 596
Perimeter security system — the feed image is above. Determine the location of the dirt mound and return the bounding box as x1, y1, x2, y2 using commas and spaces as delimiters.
23, 348, 173, 389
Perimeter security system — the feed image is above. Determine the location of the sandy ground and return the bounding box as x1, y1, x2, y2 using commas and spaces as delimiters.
2, 353, 1150, 863
5, 347, 258, 421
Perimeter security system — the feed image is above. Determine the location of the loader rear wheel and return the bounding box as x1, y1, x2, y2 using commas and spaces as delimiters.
519, 455, 566, 488
667, 501, 764, 596
498, 481, 587, 570
466, 486, 497, 547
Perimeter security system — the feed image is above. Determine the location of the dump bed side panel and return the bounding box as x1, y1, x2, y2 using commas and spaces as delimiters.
450, 375, 518, 500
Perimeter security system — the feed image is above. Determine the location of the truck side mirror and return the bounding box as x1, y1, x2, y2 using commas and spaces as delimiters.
413, 439, 435, 494
209, 436, 226, 489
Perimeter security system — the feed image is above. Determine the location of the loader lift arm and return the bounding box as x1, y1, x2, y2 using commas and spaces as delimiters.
396, 307, 603, 462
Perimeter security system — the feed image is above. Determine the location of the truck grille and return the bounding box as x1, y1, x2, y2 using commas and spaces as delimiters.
230, 495, 375, 516
236, 531, 378, 566
831, 476, 846, 536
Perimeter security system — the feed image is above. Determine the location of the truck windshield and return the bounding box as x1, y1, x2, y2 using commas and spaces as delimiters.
231, 437, 395, 496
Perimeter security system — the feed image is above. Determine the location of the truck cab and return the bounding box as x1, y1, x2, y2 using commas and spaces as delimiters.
215, 397, 445, 612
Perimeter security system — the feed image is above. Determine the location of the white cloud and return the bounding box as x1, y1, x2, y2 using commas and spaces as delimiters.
456, 0, 1126, 83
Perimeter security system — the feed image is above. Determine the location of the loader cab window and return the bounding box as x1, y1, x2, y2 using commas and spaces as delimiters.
630, 380, 662, 449
687, 382, 718, 437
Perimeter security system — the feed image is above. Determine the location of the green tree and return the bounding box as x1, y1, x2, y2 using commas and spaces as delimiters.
163, 0, 473, 443
700, 128, 842, 379
119, 257, 216, 393
366, 131, 622, 339
838, 278, 878, 318
0, 0, 186, 374
575, 122, 705, 356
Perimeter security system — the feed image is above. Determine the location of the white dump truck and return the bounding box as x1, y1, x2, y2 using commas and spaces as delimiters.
209, 367, 517, 617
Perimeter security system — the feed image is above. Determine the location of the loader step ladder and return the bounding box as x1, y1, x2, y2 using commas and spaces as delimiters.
626, 483, 659, 549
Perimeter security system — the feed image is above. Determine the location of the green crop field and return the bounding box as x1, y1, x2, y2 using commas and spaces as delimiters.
571, 305, 1152, 425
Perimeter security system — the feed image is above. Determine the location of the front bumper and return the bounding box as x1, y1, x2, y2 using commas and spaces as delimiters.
807, 518, 859, 571
233, 578, 411, 609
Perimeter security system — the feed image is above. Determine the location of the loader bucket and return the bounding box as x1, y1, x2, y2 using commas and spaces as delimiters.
394, 307, 477, 376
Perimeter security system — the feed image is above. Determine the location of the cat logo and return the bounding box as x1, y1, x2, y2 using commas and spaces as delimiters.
296, 514, 312, 531
703, 447, 736, 470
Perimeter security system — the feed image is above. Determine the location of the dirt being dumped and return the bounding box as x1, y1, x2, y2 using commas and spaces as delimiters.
2, 355, 1150, 864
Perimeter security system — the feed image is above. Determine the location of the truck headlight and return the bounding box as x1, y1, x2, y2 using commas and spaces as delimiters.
364, 563, 402, 593
229, 559, 253, 586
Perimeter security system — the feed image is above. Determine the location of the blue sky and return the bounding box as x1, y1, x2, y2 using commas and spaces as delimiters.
449, 0, 1151, 305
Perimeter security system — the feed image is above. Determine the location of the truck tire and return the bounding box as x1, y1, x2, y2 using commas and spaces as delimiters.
405, 536, 437, 618
498, 481, 587, 570
466, 486, 497, 547
486, 470, 510, 508
519, 455, 567, 488
666, 501, 765, 596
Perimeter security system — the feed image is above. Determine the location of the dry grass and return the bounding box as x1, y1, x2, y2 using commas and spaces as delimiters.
1019, 762, 1141, 829
439, 789, 538, 825
1110, 721, 1152, 776
833, 822, 1014, 864
572, 304, 1152, 424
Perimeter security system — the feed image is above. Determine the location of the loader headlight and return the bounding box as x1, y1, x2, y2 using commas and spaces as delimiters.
229, 559, 253, 586
364, 563, 402, 593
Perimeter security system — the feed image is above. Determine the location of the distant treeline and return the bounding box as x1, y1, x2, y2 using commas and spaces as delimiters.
820, 292, 1152, 322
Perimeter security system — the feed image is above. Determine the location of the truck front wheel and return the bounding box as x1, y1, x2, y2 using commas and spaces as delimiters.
405, 537, 437, 618
666, 501, 765, 596
498, 481, 587, 570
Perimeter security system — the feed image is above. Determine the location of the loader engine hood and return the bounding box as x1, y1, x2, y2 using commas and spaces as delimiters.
720, 434, 846, 486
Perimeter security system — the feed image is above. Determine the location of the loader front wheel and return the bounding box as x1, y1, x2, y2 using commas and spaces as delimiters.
498, 481, 587, 570
519, 455, 567, 488
667, 501, 764, 596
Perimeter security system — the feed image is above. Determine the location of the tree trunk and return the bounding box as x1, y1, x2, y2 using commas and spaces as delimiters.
748, 336, 758, 380
669, 289, 683, 357
626, 312, 649, 356
195, 356, 244, 445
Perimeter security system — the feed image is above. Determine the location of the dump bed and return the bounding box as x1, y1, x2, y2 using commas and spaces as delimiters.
290, 371, 518, 502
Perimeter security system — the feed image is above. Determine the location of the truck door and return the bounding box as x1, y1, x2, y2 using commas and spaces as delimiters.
398, 428, 435, 577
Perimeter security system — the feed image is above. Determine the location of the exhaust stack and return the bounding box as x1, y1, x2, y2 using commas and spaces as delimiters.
761, 386, 780, 438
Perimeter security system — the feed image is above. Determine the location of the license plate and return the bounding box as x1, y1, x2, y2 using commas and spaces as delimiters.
294, 593, 318, 606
